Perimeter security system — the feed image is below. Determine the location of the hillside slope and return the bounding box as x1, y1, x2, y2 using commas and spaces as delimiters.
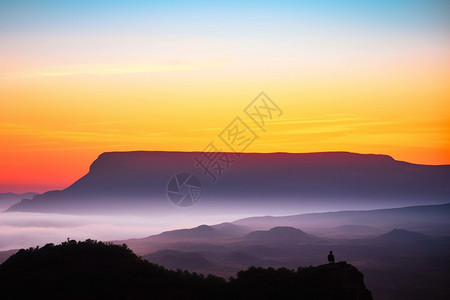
0, 239, 372, 300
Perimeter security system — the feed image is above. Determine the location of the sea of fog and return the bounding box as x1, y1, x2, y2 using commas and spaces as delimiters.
0, 211, 256, 251
0, 197, 426, 251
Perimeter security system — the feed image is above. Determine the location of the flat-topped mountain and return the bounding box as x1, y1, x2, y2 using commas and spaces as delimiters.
6, 151, 450, 214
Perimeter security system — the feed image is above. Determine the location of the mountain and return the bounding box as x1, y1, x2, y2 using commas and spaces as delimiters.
243, 226, 319, 243
212, 222, 251, 236
110, 204, 450, 300
118, 223, 449, 300
111, 203, 450, 300
233, 203, 450, 236
158, 225, 223, 240
0, 239, 373, 300
378, 228, 429, 242
6, 151, 450, 214
114, 224, 235, 256
0, 192, 38, 211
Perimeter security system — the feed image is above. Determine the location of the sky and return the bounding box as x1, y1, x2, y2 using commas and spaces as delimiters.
1, 0, 449, 193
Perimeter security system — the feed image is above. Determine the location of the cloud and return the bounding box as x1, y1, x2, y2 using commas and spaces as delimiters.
0, 122, 169, 152
0, 211, 240, 251
6, 60, 229, 79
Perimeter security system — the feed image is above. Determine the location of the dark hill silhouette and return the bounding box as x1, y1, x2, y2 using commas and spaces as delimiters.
0, 239, 373, 300
0, 249, 17, 265
6, 151, 450, 214
0, 240, 227, 299
244, 226, 319, 243
230, 263, 373, 300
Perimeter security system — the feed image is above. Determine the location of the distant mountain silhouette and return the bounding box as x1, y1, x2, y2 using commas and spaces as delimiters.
212, 222, 252, 236
244, 226, 319, 243
378, 228, 429, 242
0, 239, 373, 300
106, 204, 450, 300
6, 151, 450, 214
233, 203, 450, 236
0, 192, 37, 211
159, 224, 223, 240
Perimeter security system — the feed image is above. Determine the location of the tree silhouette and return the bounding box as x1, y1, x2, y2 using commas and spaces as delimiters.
0, 239, 372, 300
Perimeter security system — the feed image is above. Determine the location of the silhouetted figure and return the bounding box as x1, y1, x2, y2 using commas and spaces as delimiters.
328, 251, 335, 264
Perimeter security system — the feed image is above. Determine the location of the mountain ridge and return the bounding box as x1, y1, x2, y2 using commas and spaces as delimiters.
0, 192, 38, 211
232, 203, 450, 234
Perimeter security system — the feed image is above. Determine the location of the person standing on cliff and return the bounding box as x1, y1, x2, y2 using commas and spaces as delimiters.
328, 251, 335, 264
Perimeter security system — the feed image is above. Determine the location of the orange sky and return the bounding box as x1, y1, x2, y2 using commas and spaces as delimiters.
1, 1, 449, 193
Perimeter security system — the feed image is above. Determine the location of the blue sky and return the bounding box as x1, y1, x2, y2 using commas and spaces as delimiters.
1, 0, 448, 36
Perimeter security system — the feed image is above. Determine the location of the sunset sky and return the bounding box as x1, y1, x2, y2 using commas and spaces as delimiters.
1, 0, 449, 193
